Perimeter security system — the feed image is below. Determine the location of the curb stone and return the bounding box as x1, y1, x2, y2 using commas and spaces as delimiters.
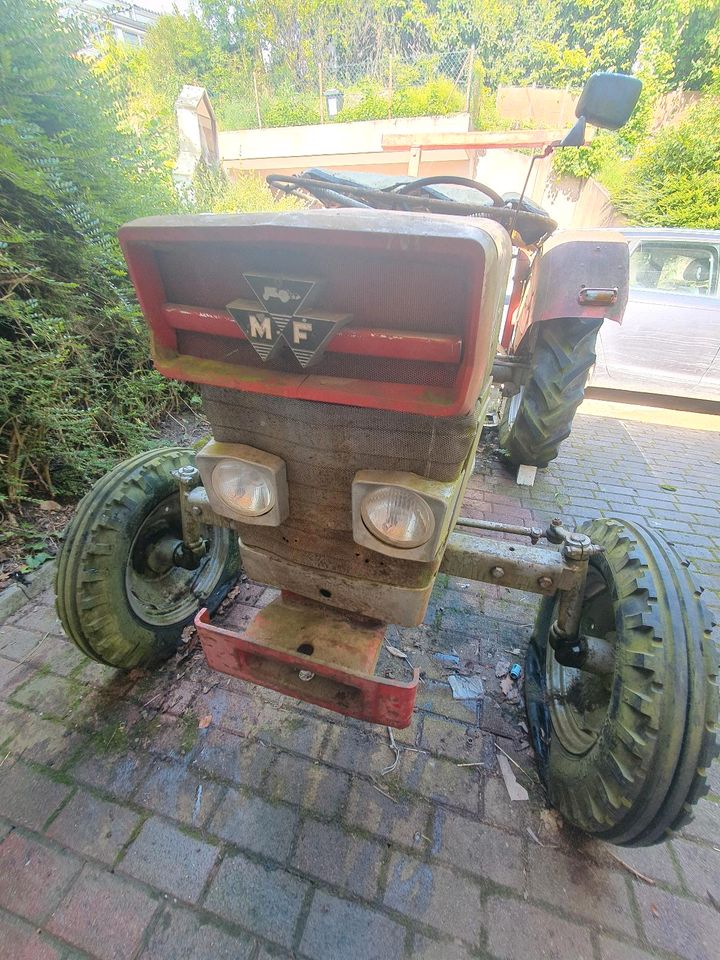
0, 560, 56, 623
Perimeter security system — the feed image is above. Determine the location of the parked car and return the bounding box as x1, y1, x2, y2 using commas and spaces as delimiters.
589, 228, 720, 402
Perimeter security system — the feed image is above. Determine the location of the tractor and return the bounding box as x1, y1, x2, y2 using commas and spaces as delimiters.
56, 73, 718, 846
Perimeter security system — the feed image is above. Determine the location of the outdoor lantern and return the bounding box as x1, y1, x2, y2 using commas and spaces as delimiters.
324, 88, 344, 117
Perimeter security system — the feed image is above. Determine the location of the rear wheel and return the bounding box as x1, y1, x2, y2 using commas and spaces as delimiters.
56, 447, 240, 669
499, 317, 601, 467
525, 517, 718, 846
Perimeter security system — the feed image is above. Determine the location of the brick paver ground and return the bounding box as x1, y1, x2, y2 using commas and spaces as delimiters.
1, 405, 719, 960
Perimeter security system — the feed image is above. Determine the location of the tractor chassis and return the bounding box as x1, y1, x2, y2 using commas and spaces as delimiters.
174, 471, 612, 728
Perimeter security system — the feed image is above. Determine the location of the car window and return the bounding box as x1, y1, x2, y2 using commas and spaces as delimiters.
629, 242, 718, 296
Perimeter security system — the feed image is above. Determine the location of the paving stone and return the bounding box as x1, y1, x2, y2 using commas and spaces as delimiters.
139, 904, 255, 960
431, 808, 524, 891
397, 752, 480, 815
69, 747, 151, 799
412, 933, 477, 960
46, 789, 139, 863
679, 798, 720, 846
4, 711, 85, 767
263, 752, 350, 815
485, 896, 594, 960
672, 838, 720, 902
190, 726, 275, 785
598, 937, 659, 960
134, 758, 225, 827
343, 778, 431, 849
0, 912, 63, 960
0, 625, 51, 661
300, 889, 406, 960
0, 654, 34, 697
527, 843, 637, 936
635, 882, 720, 960
204, 850, 308, 948
0, 832, 81, 922
415, 679, 480, 723
0, 760, 71, 830
482, 776, 537, 834
587, 837, 681, 888
9, 673, 84, 720
120, 816, 219, 902
383, 851, 483, 943
209, 787, 297, 861
322, 724, 395, 776
47, 863, 159, 960
292, 817, 383, 899
420, 716, 486, 763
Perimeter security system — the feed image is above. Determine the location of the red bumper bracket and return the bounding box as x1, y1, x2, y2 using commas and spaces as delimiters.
195, 593, 419, 729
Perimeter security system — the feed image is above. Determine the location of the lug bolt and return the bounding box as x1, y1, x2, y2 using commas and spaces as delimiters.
490, 566, 505, 579
538, 576, 553, 590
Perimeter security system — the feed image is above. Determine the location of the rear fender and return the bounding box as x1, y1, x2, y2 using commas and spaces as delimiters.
509, 230, 628, 352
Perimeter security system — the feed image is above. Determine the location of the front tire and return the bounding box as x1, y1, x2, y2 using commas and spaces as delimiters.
525, 517, 718, 846
499, 317, 601, 467
56, 447, 240, 669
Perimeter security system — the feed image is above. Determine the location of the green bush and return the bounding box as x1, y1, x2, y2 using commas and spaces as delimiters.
335, 77, 464, 124
612, 97, 720, 229
0, 0, 179, 502
185, 165, 302, 214
552, 133, 622, 180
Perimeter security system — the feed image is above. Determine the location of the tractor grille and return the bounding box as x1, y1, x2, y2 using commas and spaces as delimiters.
201, 387, 481, 587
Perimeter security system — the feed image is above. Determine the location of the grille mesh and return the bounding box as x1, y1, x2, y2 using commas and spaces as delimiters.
201, 387, 480, 586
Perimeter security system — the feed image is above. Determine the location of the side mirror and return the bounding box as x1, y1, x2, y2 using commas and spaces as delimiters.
574, 71, 642, 131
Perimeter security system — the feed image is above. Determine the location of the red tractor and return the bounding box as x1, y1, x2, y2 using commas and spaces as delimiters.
56, 73, 718, 846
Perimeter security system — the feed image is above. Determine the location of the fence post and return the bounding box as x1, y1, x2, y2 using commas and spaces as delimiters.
252, 71, 262, 128
388, 54, 394, 117
465, 45, 475, 113
319, 61, 325, 123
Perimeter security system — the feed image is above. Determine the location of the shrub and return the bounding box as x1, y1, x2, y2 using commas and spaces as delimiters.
612, 97, 720, 229
0, 0, 179, 501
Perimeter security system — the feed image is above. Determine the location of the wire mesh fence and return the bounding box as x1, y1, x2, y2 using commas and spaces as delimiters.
323, 48, 472, 91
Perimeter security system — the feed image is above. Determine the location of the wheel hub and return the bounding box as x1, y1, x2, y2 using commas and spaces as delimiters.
126, 494, 229, 627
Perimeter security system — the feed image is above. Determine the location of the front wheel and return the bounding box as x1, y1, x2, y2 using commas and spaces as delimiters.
56, 447, 241, 669
499, 317, 601, 467
525, 517, 718, 846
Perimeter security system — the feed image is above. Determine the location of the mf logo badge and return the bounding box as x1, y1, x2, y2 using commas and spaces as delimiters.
227, 274, 351, 368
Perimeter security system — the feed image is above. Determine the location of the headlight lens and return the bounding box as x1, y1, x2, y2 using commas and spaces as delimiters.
212, 460, 275, 517
360, 486, 435, 548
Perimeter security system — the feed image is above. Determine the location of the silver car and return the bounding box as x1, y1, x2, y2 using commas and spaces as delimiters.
590, 228, 720, 401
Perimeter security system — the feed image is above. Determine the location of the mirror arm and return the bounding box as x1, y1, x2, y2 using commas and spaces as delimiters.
558, 116, 587, 148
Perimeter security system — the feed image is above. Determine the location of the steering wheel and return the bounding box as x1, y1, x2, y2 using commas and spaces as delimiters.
390, 175, 505, 207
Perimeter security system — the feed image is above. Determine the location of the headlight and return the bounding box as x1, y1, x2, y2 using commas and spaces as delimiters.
360, 486, 434, 548
196, 440, 288, 526
352, 470, 460, 562
212, 461, 275, 517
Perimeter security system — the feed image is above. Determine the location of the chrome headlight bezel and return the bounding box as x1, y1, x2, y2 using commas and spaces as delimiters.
196, 440, 289, 526
352, 470, 457, 561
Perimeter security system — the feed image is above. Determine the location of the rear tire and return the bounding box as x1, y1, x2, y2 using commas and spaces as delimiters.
499, 317, 601, 467
525, 517, 719, 846
56, 447, 241, 669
